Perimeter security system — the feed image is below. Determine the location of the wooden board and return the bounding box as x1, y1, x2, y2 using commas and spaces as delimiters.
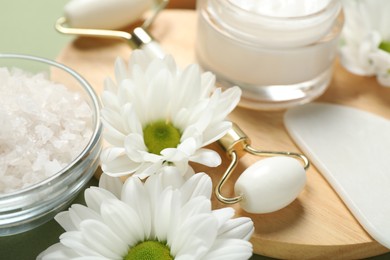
56, 10, 390, 259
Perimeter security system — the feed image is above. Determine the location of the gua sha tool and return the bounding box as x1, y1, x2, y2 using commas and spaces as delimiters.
216, 123, 309, 214
55, 0, 168, 58
284, 102, 390, 249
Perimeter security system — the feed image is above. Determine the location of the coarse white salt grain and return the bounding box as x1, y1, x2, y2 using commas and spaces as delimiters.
0, 67, 93, 194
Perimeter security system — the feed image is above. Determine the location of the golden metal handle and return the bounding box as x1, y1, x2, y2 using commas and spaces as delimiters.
214, 150, 243, 204
215, 122, 310, 205
55, 0, 169, 49
55, 17, 132, 41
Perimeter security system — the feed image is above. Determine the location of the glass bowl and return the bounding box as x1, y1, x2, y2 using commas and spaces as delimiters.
0, 53, 102, 236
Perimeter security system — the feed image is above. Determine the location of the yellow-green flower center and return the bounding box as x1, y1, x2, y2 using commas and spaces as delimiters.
143, 120, 181, 155
379, 41, 390, 53
124, 241, 173, 260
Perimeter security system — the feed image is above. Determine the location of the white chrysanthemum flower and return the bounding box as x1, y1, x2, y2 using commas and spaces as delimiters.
100, 50, 241, 179
37, 172, 254, 260
339, 0, 390, 86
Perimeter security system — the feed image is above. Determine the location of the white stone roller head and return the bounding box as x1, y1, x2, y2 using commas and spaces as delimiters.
64, 0, 153, 29
235, 156, 306, 214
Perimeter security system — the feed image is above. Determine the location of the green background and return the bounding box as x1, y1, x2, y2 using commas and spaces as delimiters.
0, 0, 70, 59
0, 1, 388, 259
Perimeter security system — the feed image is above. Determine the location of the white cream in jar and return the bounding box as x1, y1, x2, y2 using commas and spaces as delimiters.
195, 0, 344, 110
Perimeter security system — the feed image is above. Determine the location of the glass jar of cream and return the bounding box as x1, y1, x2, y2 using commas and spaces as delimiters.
195, 0, 344, 110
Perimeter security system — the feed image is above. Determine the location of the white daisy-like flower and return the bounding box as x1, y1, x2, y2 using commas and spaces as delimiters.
100, 50, 241, 179
339, 0, 390, 86
37, 172, 254, 260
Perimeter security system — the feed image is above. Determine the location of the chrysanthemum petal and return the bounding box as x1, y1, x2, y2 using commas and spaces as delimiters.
170, 159, 190, 178
100, 199, 145, 246
70, 204, 103, 225
180, 164, 195, 180
114, 58, 129, 83
117, 79, 136, 106
101, 118, 126, 147
180, 196, 212, 220
55, 204, 102, 232
184, 104, 213, 134
55, 212, 76, 232
162, 54, 177, 75
145, 69, 173, 122
180, 125, 202, 145
179, 172, 212, 201
200, 71, 216, 98
134, 161, 165, 179
84, 187, 117, 212
154, 188, 181, 242
172, 107, 190, 131
101, 108, 125, 134
190, 148, 221, 167
138, 150, 162, 163
143, 174, 163, 206
213, 87, 242, 122
212, 207, 235, 230
218, 217, 255, 241
128, 66, 148, 121
121, 176, 152, 238
128, 50, 150, 73
69, 204, 101, 225
124, 133, 148, 162
202, 121, 233, 146
158, 166, 187, 189
37, 243, 82, 260
101, 149, 141, 177
173, 64, 201, 110
79, 220, 128, 259
103, 76, 118, 93
101, 85, 120, 111
100, 147, 125, 163
171, 214, 217, 258
144, 58, 168, 83
203, 239, 253, 260
60, 231, 102, 257
160, 147, 186, 162
98, 173, 123, 198
122, 103, 143, 135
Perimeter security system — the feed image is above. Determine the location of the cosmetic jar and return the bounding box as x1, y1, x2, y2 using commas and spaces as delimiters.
196, 0, 344, 110
0, 54, 102, 236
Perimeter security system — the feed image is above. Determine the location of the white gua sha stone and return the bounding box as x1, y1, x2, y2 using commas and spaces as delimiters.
216, 123, 309, 214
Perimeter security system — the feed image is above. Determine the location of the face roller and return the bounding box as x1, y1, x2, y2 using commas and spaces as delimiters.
216, 123, 309, 214
55, 0, 169, 58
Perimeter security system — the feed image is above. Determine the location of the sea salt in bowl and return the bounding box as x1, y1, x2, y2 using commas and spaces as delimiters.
0, 54, 102, 236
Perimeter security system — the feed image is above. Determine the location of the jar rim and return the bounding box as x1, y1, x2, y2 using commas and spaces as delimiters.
200, 0, 343, 47
225, 0, 340, 21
